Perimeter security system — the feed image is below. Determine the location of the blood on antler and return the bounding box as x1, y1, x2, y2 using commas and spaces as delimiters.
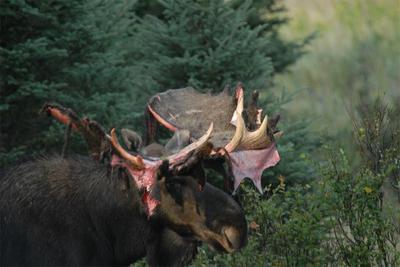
41, 103, 110, 161
41, 103, 214, 191
146, 83, 283, 193
108, 123, 213, 194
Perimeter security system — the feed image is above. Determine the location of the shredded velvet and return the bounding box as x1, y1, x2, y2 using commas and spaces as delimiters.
111, 154, 161, 216
147, 87, 281, 193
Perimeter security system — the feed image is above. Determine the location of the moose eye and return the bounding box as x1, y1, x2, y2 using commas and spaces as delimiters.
167, 180, 181, 191
166, 179, 183, 194
166, 179, 185, 206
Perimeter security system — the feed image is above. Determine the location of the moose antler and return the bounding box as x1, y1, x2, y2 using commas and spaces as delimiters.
42, 102, 214, 215
108, 124, 214, 214
110, 129, 145, 170
41, 103, 111, 161
146, 83, 282, 193
224, 84, 283, 152
109, 123, 213, 170
225, 92, 272, 151
225, 91, 245, 152
42, 102, 214, 180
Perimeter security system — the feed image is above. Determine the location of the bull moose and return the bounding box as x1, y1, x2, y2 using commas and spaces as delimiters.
0, 129, 247, 266
0, 84, 281, 266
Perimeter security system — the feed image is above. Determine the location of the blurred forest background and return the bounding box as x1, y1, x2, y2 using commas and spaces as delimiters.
1, 0, 399, 266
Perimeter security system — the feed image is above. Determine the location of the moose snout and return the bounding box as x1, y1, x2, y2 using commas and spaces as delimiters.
222, 225, 247, 251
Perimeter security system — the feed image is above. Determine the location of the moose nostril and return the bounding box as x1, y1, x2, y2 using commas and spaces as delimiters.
222, 226, 242, 250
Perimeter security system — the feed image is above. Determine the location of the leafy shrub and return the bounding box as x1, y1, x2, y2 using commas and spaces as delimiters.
191, 96, 400, 266
321, 149, 399, 266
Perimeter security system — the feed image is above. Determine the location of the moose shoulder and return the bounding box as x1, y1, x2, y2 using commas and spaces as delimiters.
0, 155, 247, 266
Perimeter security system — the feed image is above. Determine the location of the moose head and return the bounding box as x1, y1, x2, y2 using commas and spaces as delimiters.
112, 123, 249, 253
37, 82, 282, 265
41, 103, 247, 256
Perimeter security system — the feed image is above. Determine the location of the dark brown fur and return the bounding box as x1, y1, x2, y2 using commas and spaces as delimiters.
0, 156, 247, 266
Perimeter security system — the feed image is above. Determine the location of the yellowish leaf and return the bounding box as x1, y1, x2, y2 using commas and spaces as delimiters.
364, 186, 373, 194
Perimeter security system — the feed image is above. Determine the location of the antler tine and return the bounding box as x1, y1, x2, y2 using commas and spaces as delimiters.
109, 128, 145, 170
238, 115, 272, 150
225, 111, 245, 152
225, 92, 245, 152
225, 90, 277, 151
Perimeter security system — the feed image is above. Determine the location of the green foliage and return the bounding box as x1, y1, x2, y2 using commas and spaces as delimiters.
192, 147, 399, 267
321, 150, 399, 266
192, 182, 331, 267
275, 0, 400, 148
125, 0, 306, 95
264, 114, 320, 186
191, 96, 400, 266
352, 96, 400, 177
1, 0, 84, 163
351, 95, 400, 229
0, 0, 135, 166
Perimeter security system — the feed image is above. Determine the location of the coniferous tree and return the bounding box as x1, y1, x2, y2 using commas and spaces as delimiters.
0, 0, 134, 165
127, 0, 275, 95
125, 0, 318, 184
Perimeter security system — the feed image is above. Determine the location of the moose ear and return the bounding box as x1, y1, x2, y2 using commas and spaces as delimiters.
269, 114, 281, 129
164, 129, 190, 156
191, 163, 206, 191
121, 128, 142, 152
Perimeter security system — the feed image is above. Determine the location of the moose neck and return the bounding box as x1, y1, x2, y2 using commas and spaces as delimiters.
72, 158, 199, 266
61, 157, 154, 264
